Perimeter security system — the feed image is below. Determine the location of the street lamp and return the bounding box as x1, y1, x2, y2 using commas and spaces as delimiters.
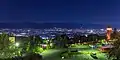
15, 42, 19, 47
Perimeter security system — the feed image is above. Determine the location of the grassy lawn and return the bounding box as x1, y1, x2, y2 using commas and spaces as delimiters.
41, 45, 107, 60
41, 49, 67, 60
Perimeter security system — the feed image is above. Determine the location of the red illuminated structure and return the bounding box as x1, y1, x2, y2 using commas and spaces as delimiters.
106, 26, 112, 41
100, 45, 113, 52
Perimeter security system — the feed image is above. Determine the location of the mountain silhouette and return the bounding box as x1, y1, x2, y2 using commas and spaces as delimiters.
0, 22, 112, 29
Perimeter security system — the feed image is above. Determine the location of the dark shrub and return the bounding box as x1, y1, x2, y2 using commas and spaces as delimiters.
23, 53, 42, 60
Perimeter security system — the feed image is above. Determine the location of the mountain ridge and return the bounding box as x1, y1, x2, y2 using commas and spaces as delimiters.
0, 22, 115, 29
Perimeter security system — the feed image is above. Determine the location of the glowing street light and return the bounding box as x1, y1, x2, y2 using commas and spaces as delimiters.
15, 43, 19, 47
62, 57, 64, 59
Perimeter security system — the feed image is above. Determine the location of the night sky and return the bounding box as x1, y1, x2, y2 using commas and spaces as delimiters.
0, 0, 120, 25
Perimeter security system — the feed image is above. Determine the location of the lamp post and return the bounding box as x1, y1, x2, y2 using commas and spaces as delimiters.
15, 43, 20, 47
14, 42, 21, 56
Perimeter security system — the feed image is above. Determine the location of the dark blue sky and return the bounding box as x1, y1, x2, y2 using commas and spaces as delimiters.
0, 0, 120, 24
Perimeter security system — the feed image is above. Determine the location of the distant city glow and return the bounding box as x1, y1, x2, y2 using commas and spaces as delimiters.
90, 30, 93, 33
100, 29, 104, 31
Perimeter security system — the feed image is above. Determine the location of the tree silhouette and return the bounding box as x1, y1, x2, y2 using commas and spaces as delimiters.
108, 31, 120, 59
25, 35, 42, 53
0, 32, 21, 58
109, 38, 120, 59
34, 35, 42, 45
23, 53, 42, 60
53, 34, 69, 48
73, 34, 80, 43
0, 32, 9, 50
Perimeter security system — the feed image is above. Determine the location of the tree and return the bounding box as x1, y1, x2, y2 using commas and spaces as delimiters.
34, 35, 42, 45
111, 29, 120, 40
25, 35, 43, 53
21, 38, 30, 53
53, 34, 69, 48
108, 32, 120, 59
73, 34, 88, 43
0, 32, 9, 50
88, 34, 98, 42
61, 34, 69, 47
23, 53, 42, 60
108, 38, 120, 59
73, 34, 80, 43
33, 46, 43, 54
0, 32, 21, 58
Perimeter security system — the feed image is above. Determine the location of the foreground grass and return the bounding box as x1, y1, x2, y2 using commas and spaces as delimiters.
41, 45, 107, 60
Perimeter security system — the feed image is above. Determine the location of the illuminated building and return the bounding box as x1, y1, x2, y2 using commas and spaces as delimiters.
100, 45, 113, 52
106, 26, 112, 41
9, 37, 15, 43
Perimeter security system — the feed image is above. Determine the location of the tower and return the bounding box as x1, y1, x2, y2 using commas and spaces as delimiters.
106, 26, 112, 41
